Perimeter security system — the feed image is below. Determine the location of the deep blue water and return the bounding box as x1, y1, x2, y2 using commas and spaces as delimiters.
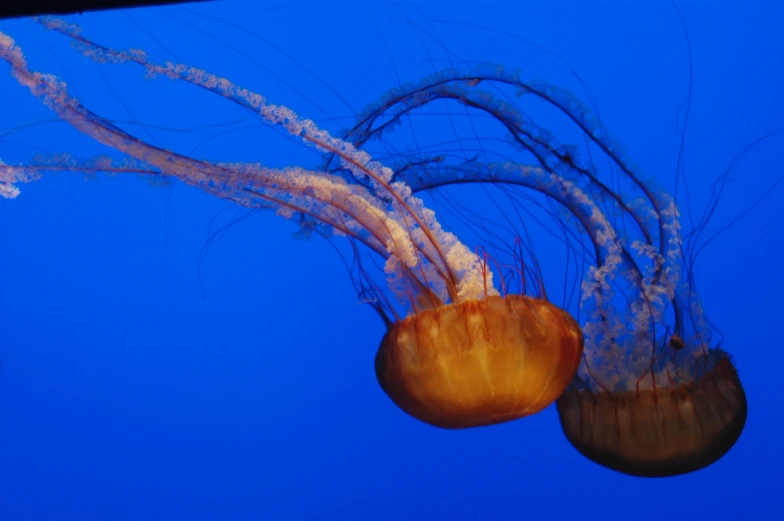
1, 1, 782, 519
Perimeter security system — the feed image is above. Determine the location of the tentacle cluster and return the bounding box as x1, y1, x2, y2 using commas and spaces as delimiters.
329, 64, 718, 392
0, 19, 501, 321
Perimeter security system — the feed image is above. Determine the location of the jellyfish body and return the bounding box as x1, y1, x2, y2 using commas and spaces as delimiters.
0, 20, 585, 430
556, 352, 746, 477
377, 294, 583, 429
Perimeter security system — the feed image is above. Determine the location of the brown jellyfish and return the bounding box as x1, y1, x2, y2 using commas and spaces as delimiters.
551, 173, 749, 477
333, 65, 749, 475
556, 352, 746, 477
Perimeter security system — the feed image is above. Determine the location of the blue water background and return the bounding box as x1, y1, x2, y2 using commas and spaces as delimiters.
0, 1, 782, 519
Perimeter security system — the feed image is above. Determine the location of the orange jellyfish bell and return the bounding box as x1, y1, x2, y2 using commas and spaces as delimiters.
375, 294, 583, 429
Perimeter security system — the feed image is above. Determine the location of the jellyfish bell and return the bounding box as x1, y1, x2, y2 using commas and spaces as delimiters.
556, 349, 746, 477
370, 235, 583, 430
0, 20, 584, 430
376, 293, 583, 429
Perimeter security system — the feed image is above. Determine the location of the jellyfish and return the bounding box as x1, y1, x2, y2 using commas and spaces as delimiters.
0, 14, 766, 476
324, 64, 754, 476
0, 19, 584, 430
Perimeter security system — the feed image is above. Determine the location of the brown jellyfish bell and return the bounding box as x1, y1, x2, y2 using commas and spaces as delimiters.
556, 349, 746, 477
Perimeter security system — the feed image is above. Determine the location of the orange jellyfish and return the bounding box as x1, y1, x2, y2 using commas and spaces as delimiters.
0, 19, 583, 429
333, 65, 750, 475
